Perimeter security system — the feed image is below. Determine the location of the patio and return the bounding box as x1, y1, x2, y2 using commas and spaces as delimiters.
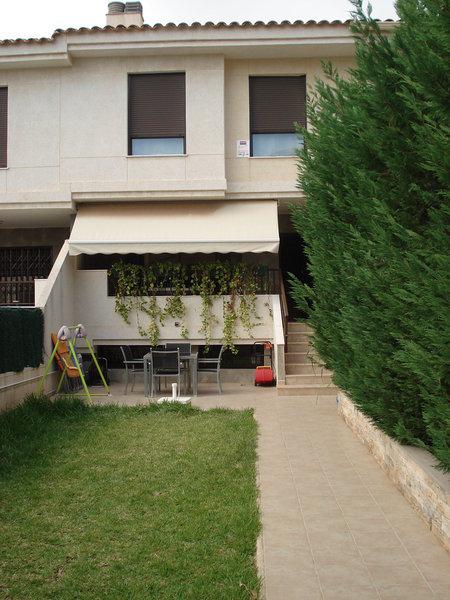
99, 382, 450, 599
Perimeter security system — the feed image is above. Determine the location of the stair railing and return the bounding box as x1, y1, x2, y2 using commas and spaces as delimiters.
279, 272, 289, 352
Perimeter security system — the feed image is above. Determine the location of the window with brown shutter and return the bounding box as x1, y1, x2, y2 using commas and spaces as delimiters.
0, 87, 7, 168
249, 76, 306, 157
128, 73, 186, 156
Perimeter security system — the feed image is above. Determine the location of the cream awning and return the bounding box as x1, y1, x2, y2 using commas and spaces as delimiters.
68, 201, 279, 255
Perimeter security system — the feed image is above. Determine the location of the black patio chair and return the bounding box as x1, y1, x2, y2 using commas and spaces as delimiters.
149, 350, 181, 398
197, 345, 224, 394
120, 345, 144, 394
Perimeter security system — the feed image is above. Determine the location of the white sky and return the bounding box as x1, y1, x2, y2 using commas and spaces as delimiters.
1, 0, 397, 40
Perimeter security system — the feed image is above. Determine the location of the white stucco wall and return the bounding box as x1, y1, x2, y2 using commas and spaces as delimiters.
35, 241, 76, 357
0, 55, 226, 205
0, 52, 354, 209
73, 269, 274, 345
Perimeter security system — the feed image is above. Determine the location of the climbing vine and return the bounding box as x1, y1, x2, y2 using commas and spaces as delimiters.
109, 260, 264, 348
191, 263, 219, 351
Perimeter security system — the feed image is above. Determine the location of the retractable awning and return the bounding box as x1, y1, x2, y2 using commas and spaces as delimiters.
68, 201, 279, 255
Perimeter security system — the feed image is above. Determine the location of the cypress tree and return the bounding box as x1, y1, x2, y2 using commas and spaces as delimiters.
290, 0, 450, 470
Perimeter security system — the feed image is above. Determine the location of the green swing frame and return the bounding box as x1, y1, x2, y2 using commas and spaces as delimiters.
37, 325, 110, 403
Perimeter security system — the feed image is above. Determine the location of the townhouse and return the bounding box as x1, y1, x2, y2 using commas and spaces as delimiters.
0, 2, 395, 395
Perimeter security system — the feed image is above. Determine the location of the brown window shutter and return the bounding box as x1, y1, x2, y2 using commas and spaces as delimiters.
129, 73, 186, 139
249, 76, 306, 134
0, 87, 7, 168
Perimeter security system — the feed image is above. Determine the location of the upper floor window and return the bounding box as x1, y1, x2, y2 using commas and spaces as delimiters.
249, 76, 306, 157
0, 87, 7, 168
128, 73, 186, 156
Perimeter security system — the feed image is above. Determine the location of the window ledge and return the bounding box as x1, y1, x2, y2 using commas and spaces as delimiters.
249, 155, 297, 159
127, 154, 187, 158
0, 167, 8, 170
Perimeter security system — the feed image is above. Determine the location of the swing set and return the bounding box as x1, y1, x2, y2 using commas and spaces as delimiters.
37, 324, 110, 403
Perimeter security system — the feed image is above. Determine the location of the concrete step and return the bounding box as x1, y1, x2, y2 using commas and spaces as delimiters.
285, 352, 319, 364
286, 333, 311, 344
277, 383, 339, 397
287, 322, 311, 333
286, 363, 331, 375
288, 332, 309, 343
286, 374, 333, 386
287, 341, 310, 353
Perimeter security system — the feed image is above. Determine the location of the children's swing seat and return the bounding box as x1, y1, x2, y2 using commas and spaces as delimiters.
50, 333, 83, 393
37, 324, 110, 403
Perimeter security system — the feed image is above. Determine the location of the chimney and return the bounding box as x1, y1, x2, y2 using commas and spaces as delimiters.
107, 2, 144, 27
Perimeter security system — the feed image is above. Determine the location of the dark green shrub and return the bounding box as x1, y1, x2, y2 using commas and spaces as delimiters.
290, 0, 450, 470
0, 307, 44, 374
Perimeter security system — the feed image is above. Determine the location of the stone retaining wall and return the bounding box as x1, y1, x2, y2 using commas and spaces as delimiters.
338, 392, 450, 552
0, 368, 58, 412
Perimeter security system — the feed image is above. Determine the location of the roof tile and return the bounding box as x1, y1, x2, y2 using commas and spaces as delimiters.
0, 19, 396, 47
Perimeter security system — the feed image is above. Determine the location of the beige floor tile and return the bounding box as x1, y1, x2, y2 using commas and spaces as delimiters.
264, 574, 323, 600
389, 515, 437, 544
352, 529, 404, 551
358, 544, 412, 567
316, 561, 376, 593
305, 512, 351, 530
368, 564, 431, 591
312, 545, 361, 566
330, 479, 367, 498
262, 509, 305, 527
302, 505, 344, 523
292, 475, 330, 490
299, 497, 341, 517
321, 583, 379, 600
345, 514, 394, 534
431, 582, 450, 599
264, 546, 315, 570
296, 487, 335, 499
264, 561, 322, 599
339, 494, 381, 514
377, 583, 434, 599
414, 560, 450, 588
308, 529, 358, 551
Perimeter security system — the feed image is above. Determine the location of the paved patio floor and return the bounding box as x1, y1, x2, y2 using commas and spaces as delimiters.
100, 382, 450, 599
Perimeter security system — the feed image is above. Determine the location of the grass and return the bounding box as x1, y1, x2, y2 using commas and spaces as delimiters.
0, 395, 260, 599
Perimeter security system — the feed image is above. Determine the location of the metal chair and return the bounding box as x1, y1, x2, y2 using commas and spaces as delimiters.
149, 350, 181, 398
166, 343, 192, 392
197, 345, 224, 394
165, 343, 191, 356
120, 345, 144, 394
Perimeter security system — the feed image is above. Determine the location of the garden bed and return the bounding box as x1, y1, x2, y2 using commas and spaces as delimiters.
0, 396, 260, 599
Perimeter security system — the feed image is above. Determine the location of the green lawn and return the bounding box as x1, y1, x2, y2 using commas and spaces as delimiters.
0, 396, 260, 599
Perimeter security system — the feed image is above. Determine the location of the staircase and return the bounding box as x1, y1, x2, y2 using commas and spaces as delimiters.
277, 322, 338, 397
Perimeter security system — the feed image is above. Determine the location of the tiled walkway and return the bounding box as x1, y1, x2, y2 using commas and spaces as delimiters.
104, 383, 450, 599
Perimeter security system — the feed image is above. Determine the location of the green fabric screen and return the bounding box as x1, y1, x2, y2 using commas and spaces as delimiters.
0, 308, 44, 374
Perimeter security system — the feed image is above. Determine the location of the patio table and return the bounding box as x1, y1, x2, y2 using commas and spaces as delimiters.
143, 352, 198, 397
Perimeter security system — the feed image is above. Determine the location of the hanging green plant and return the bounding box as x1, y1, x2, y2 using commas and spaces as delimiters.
223, 296, 238, 353
139, 295, 162, 346
110, 259, 266, 349
109, 261, 143, 324
162, 263, 190, 338
239, 264, 261, 337
191, 263, 219, 351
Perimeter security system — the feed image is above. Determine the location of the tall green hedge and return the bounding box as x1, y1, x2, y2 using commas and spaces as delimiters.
0, 308, 44, 374
290, 0, 450, 470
